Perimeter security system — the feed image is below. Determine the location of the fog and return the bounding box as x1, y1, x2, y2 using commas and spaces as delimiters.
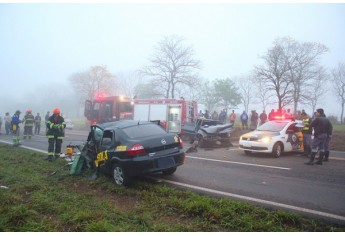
1, 3, 344, 119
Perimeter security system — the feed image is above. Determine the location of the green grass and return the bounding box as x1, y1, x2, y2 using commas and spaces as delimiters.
333, 123, 345, 132
0, 143, 344, 232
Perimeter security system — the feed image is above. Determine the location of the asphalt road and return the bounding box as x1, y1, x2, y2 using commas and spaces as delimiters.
1, 130, 345, 225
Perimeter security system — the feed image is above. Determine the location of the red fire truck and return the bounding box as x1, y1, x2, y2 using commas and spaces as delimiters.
133, 99, 198, 134
84, 95, 134, 125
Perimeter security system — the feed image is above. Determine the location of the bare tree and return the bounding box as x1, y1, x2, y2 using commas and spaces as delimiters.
283, 38, 328, 113
304, 67, 329, 114
197, 80, 220, 112
69, 66, 116, 103
252, 74, 274, 112
140, 35, 201, 99
115, 71, 141, 99
234, 75, 254, 114
255, 37, 328, 113
331, 62, 345, 124
254, 39, 293, 110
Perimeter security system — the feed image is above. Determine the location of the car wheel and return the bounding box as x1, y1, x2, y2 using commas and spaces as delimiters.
244, 150, 252, 155
272, 142, 283, 158
162, 167, 177, 175
112, 163, 130, 186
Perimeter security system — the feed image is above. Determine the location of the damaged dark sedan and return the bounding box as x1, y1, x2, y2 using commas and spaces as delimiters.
81, 120, 185, 186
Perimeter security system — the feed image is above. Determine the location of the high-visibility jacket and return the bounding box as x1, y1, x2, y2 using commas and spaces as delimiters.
302, 117, 312, 134
46, 115, 66, 139
23, 113, 35, 127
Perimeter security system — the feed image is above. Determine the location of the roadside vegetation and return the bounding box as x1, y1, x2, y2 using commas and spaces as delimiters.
0, 143, 344, 232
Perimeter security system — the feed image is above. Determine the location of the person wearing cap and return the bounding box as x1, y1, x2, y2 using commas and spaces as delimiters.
305, 108, 333, 165
46, 108, 66, 161
23, 109, 35, 139
11, 110, 23, 146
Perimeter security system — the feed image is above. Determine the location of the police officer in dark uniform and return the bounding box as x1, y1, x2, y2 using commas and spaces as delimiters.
305, 108, 333, 165
46, 108, 66, 161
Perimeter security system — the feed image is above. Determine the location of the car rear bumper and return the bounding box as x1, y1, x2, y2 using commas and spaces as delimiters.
124, 152, 185, 176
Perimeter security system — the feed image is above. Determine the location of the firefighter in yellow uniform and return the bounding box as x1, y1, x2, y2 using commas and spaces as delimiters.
23, 109, 35, 139
46, 108, 66, 161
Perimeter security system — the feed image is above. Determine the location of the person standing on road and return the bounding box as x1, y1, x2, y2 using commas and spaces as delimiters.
4, 112, 11, 135
305, 108, 333, 165
34, 112, 42, 135
11, 110, 23, 146
46, 108, 66, 161
320, 112, 333, 162
45, 111, 50, 134
250, 110, 258, 130
23, 109, 35, 139
240, 111, 248, 130
259, 110, 267, 125
300, 111, 312, 157
229, 110, 236, 126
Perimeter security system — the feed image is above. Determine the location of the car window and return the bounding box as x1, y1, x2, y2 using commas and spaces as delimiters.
122, 123, 166, 139
101, 130, 114, 148
93, 127, 103, 142
257, 121, 289, 132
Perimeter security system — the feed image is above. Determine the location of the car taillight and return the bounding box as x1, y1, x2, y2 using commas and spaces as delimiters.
178, 137, 184, 148
126, 144, 146, 157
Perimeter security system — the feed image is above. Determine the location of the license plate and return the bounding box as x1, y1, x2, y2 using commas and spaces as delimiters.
243, 142, 251, 148
157, 157, 175, 168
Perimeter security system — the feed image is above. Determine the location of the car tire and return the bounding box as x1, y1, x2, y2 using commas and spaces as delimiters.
112, 163, 130, 186
272, 142, 283, 158
244, 150, 252, 155
162, 167, 177, 175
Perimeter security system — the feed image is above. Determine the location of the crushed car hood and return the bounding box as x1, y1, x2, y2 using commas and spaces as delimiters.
200, 123, 233, 134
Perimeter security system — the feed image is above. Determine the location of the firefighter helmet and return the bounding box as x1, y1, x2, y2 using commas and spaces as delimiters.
53, 108, 60, 114
27, 109, 32, 113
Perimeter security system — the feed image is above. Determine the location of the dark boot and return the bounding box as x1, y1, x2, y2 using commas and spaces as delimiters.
304, 152, 316, 165
324, 151, 329, 162
44, 155, 53, 161
315, 152, 324, 165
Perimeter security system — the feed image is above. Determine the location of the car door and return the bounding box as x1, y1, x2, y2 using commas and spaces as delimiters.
95, 129, 115, 171
285, 122, 302, 151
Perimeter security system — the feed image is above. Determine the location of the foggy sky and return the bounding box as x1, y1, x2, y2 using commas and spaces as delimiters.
0, 3, 344, 118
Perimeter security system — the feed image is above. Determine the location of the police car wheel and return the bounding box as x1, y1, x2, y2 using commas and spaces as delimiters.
272, 142, 283, 158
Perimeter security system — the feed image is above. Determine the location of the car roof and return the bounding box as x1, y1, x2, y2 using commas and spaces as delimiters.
94, 120, 153, 130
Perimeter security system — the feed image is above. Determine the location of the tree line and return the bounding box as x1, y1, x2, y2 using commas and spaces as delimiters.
69, 35, 345, 124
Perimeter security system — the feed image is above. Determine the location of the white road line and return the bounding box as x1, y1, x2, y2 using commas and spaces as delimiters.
186, 155, 291, 170
154, 178, 345, 223
0, 140, 48, 154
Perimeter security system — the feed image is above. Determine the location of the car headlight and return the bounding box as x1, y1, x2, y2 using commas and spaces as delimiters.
258, 137, 271, 143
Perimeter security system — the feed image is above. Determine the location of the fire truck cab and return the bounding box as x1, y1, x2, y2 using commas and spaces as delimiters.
133, 99, 197, 134
84, 95, 134, 125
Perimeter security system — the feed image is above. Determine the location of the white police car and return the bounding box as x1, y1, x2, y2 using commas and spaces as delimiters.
239, 119, 303, 158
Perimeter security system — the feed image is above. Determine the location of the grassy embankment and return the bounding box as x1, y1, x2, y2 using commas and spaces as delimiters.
0, 143, 344, 232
